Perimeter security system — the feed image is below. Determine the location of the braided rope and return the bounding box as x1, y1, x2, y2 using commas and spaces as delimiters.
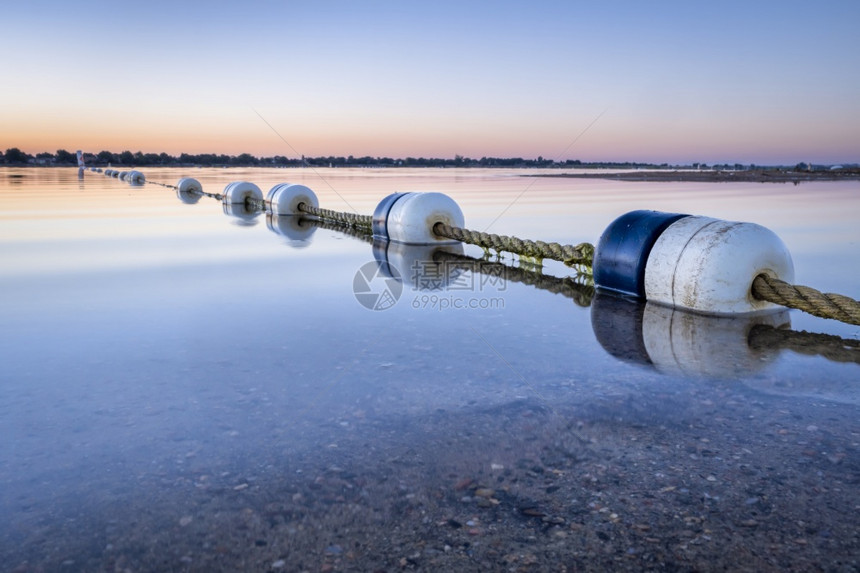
752, 275, 860, 326
297, 203, 372, 229
432, 222, 594, 268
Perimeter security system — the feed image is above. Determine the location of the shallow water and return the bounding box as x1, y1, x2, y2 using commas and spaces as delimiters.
1, 167, 858, 571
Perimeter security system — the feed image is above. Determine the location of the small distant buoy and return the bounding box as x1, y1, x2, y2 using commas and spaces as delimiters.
175, 178, 202, 204
266, 183, 319, 216
223, 181, 263, 205
111, 171, 120, 178
176, 177, 202, 195
127, 170, 145, 185
372, 192, 464, 244
594, 210, 795, 314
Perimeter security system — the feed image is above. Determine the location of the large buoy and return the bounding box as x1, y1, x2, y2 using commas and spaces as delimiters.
593, 210, 795, 314
372, 192, 464, 244
223, 181, 263, 205
266, 183, 319, 216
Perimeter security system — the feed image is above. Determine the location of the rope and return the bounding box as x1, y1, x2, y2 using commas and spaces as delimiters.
94, 167, 860, 326
146, 180, 177, 190
433, 250, 594, 308
752, 275, 860, 326
748, 324, 860, 364
145, 178, 223, 200
432, 222, 595, 268
297, 203, 373, 229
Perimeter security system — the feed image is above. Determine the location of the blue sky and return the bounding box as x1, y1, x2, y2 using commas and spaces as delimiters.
2, 0, 858, 164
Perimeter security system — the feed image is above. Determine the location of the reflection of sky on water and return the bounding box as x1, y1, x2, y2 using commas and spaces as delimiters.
0, 168, 857, 568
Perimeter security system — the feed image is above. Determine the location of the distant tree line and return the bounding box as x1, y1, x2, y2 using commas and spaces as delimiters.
2, 147, 669, 169
7, 147, 845, 171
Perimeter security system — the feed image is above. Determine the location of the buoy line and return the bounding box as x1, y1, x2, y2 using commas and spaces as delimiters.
83, 166, 860, 326
293, 218, 860, 371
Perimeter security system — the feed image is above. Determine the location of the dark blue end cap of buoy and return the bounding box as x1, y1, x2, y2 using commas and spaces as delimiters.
372, 192, 408, 239
593, 210, 689, 297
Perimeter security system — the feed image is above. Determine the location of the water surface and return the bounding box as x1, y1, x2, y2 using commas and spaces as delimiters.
1, 167, 858, 571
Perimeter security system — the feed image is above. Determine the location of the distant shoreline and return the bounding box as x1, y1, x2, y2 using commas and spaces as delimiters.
528, 168, 860, 183
4, 165, 859, 183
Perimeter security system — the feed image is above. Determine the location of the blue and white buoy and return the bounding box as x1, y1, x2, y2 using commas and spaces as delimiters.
593, 210, 795, 314
372, 192, 464, 244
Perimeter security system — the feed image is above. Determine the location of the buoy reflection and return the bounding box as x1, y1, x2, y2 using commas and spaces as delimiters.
591, 292, 790, 378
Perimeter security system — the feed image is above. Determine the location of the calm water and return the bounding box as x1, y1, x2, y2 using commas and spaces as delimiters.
1, 167, 858, 571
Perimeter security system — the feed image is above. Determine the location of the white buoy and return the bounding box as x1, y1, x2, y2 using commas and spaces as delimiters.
176, 177, 202, 194
127, 170, 145, 185
372, 192, 464, 244
176, 177, 202, 204
594, 210, 794, 314
266, 183, 319, 216
223, 181, 263, 205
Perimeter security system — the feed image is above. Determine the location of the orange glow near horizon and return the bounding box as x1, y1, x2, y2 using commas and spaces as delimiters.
7, 111, 858, 166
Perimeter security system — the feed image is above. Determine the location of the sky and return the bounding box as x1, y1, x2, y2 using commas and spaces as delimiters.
2, 0, 859, 165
